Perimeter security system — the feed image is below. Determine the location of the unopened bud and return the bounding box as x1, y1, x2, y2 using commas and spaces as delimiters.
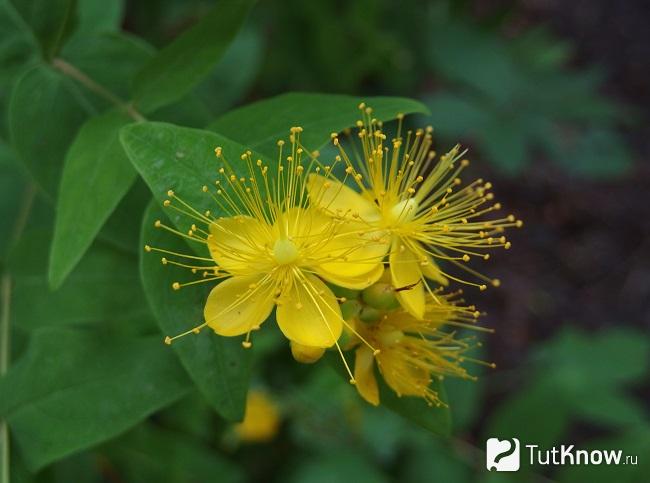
358, 306, 382, 323
361, 282, 401, 311
340, 300, 362, 320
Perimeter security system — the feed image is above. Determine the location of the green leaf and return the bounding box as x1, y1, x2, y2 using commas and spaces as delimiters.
132, 0, 256, 113
558, 426, 650, 483
140, 201, 251, 421
208, 93, 429, 158
537, 327, 650, 387
577, 391, 647, 428
424, 92, 490, 138
98, 177, 152, 254
9, 63, 94, 198
485, 376, 571, 448
49, 110, 136, 289
75, 0, 124, 35
402, 439, 472, 483
10, 226, 152, 331
0, 0, 39, 138
378, 376, 451, 437
427, 21, 522, 104
477, 119, 529, 175
290, 450, 388, 483
61, 31, 154, 107
120, 121, 265, 230
10, 0, 77, 58
194, 26, 262, 115
0, 156, 28, 261
555, 127, 632, 178
0, 0, 38, 84
106, 424, 244, 483
0, 327, 191, 470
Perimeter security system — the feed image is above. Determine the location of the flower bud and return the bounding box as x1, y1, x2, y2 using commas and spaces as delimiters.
340, 299, 362, 320
361, 281, 401, 311
290, 341, 326, 364
358, 305, 382, 323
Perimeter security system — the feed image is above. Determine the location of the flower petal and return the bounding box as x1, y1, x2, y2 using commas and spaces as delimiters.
204, 275, 275, 336
316, 262, 384, 290
290, 341, 326, 364
420, 251, 448, 286
379, 347, 431, 398
307, 174, 379, 222
354, 346, 379, 406
276, 272, 342, 347
318, 225, 389, 279
389, 238, 425, 319
208, 216, 271, 273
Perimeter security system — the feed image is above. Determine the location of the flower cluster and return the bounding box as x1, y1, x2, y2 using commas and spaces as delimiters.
145, 104, 521, 407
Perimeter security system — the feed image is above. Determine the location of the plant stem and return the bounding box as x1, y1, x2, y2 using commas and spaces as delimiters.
0, 275, 10, 483
0, 183, 36, 483
51, 58, 146, 122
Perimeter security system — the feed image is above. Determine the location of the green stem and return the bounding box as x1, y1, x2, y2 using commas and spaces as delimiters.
0, 276, 10, 483
0, 184, 36, 483
51, 58, 146, 122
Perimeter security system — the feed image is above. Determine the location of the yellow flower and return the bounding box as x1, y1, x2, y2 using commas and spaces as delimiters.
145, 127, 385, 379
234, 390, 280, 443
351, 290, 491, 406
307, 104, 522, 318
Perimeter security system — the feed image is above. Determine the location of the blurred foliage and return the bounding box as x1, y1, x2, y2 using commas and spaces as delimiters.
0, 0, 643, 482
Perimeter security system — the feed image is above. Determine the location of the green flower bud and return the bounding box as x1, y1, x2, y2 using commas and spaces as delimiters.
358, 305, 382, 323
361, 282, 401, 311
340, 299, 362, 320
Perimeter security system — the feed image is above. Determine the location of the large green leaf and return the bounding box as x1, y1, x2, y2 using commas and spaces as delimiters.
0, 327, 192, 470
140, 201, 252, 421
10, 0, 77, 58
207, 93, 429, 157
132, 0, 256, 113
120, 122, 266, 232
9, 63, 94, 198
49, 110, 136, 289
10, 226, 152, 331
